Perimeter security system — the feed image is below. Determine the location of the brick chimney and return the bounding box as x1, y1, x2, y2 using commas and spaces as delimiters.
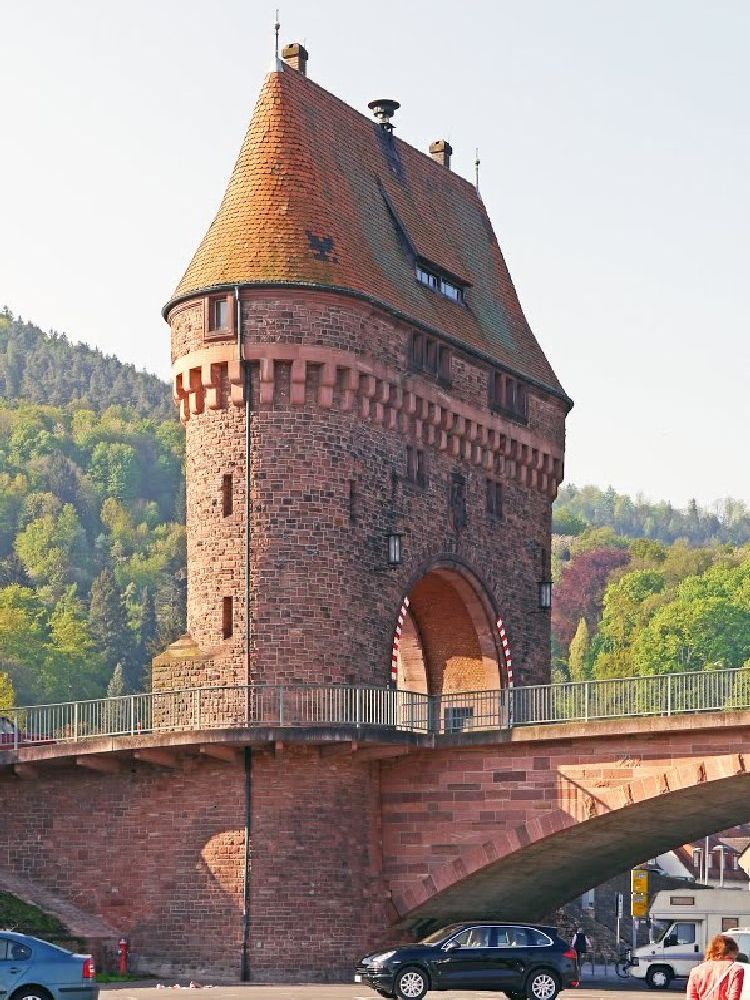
429, 140, 453, 169
282, 42, 308, 76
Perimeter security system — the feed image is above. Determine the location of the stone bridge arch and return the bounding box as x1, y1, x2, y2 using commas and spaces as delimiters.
383, 740, 750, 928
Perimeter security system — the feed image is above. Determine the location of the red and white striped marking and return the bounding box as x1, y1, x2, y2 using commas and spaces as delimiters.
496, 616, 513, 689
390, 595, 410, 685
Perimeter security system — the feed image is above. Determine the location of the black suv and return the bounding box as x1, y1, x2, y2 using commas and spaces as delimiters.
354, 922, 579, 1000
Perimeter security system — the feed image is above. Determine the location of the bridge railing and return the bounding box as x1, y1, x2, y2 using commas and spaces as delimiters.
2, 667, 749, 747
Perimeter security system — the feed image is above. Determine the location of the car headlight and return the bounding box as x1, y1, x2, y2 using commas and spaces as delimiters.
370, 951, 396, 967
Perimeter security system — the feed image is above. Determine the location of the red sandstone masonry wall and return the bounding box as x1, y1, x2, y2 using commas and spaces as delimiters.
0, 750, 393, 982
248, 747, 390, 981
0, 760, 245, 979
164, 290, 565, 691
379, 726, 750, 914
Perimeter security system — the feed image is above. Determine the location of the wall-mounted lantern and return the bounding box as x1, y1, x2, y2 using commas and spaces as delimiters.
539, 580, 553, 610
387, 532, 403, 568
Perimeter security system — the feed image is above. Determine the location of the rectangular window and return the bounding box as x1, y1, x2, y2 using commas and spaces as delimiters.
416, 265, 438, 289
444, 706, 473, 733
406, 446, 426, 487
486, 480, 503, 519
209, 296, 229, 331
722, 918, 739, 933
425, 338, 438, 374
438, 345, 451, 382
222, 596, 233, 639
410, 332, 423, 368
222, 474, 233, 516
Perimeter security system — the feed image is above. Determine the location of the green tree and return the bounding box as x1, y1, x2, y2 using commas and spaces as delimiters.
568, 618, 592, 681
0, 671, 15, 709
88, 442, 140, 501
631, 597, 750, 674
14, 503, 88, 599
42, 588, 105, 700
0, 585, 48, 703
88, 568, 130, 680
107, 662, 125, 699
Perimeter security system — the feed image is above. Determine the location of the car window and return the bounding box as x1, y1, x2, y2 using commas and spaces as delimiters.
527, 928, 553, 946
494, 927, 531, 948
0, 940, 8, 961
9, 942, 31, 961
452, 927, 491, 948
672, 923, 696, 945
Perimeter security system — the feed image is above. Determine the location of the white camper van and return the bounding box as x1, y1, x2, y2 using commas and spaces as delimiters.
631, 888, 750, 989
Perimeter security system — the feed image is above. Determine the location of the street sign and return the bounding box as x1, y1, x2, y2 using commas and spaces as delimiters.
632, 892, 649, 918
616, 892, 624, 918
631, 868, 649, 894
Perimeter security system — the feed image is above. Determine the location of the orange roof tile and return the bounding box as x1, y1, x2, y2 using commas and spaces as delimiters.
167, 64, 569, 402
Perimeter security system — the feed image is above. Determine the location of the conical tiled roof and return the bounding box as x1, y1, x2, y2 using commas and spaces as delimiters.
167, 63, 569, 401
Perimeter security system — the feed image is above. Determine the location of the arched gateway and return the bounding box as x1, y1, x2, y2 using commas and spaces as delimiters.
392, 565, 507, 695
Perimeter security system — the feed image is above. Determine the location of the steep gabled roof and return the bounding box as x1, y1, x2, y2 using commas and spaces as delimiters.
167, 63, 569, 402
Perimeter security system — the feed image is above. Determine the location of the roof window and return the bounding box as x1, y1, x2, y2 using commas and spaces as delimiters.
416, 264, 464, 303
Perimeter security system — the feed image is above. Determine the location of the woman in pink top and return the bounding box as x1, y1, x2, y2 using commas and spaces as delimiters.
688, 935, 744, 1000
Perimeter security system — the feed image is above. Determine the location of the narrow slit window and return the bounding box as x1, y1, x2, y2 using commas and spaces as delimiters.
348, 479, 356, 524
222, 596, 233, 639
487, 480, 503, 520
222, 474, 233, 516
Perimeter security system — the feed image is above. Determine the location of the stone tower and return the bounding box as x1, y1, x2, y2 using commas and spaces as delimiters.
155, 44, 570, 704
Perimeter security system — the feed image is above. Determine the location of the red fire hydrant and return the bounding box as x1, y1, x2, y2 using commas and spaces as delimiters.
117, 938, 128, 976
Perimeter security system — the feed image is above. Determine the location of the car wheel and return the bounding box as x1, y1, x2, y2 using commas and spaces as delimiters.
394, 965, 429, 1000
645, 965, 673, 989
10, 988, 53, 1000
525, 969, 560, 1000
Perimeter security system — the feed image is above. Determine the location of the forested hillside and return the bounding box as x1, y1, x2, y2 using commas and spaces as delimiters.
0, 309, 173, 418
551, 488, 750, 683
0, 309, 184, 707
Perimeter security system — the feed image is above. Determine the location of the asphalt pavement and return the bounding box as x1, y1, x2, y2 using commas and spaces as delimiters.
100, 982, 683, 1000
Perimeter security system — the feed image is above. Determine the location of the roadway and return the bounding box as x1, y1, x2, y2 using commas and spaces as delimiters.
100, 982, 680, 1000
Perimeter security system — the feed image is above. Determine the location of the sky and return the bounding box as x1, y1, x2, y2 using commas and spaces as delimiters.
1, 0, 748, 509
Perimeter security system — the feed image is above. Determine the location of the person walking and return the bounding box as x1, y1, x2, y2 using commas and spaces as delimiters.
571, 928, 589, 968
687, 934, 744, 1000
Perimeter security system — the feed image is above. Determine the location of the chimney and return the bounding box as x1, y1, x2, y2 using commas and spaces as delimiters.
429, 140, 453, 169
368, 98, 401, 132
282, 42, 308, 76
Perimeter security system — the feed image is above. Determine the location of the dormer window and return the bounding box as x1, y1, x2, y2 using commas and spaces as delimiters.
416, 262, 465, 303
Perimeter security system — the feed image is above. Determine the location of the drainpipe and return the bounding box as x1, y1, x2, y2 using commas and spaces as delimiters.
237, 285, 253, 980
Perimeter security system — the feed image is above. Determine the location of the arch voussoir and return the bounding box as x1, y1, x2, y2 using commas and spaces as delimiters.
388, 754, 750, 924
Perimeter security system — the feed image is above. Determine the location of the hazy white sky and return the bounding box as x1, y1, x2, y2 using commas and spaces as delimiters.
1, 1, 748, 508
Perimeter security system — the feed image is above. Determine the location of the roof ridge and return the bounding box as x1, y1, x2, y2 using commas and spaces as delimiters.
272, 62, 484, 200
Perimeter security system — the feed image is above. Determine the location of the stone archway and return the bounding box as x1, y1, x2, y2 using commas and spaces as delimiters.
395, 566, 502, 697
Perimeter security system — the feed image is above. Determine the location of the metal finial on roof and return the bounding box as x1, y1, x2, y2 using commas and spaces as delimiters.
274, 9, 280, 60
475, 148, 481, 193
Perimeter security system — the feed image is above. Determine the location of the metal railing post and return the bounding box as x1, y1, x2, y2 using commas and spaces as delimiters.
73, 702, 79, 741
130, 695, 135, 736
584, 681, 589, 722
667, 673, 672, 716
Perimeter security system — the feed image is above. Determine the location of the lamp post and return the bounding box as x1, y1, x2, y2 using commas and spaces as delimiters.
539, 580, 552, 610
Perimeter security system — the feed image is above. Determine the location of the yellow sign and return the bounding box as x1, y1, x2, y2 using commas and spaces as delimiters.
631, 869, 649, 894
632, 893, 649, 918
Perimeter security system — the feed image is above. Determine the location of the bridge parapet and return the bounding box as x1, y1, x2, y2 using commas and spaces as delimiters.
2, 666, 750, 751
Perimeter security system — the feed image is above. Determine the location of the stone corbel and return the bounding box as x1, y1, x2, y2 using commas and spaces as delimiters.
291, 359, 307, 405
318, 363, 336, 408
259, 358, 275, 405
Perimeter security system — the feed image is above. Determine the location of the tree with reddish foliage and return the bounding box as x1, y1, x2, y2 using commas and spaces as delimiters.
552, 547, 630, 650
